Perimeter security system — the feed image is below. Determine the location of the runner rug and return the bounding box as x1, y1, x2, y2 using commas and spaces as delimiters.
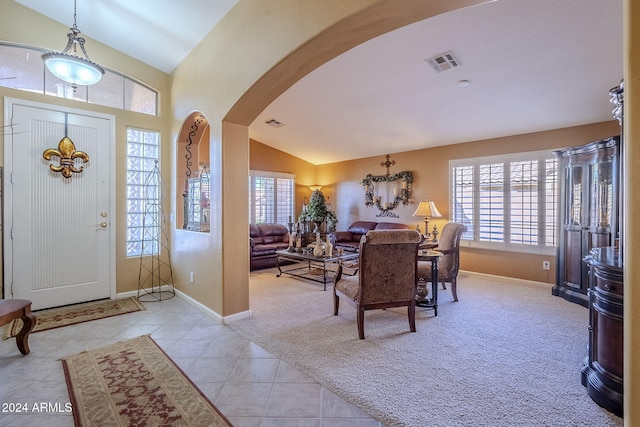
62, 335, 233, 427
2, 297, 146, 340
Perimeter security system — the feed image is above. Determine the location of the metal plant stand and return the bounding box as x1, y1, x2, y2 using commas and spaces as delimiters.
138, 161, 175, 302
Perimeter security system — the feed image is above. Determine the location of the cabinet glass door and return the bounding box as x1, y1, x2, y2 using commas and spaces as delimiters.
590, 161, 613, 228
567, 166, 583, 225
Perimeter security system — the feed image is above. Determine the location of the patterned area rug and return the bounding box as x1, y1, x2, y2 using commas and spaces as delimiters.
2, 297, 146, 340
62, 335, 232, 427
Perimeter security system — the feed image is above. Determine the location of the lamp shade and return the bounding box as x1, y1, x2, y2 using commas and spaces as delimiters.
42, 52, 105, 86
412, 200, 442, 218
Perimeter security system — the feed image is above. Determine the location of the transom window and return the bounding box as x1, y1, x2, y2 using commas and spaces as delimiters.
126, 128, 161, 257
0, 43, 157, 115
450, 151, 557, 254
249, 171, 295, 225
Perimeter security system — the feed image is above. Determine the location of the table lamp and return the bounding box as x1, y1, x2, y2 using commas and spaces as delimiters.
412, 200, 442, 239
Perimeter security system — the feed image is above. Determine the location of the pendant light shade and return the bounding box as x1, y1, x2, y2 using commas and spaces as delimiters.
42, 0, 104, 86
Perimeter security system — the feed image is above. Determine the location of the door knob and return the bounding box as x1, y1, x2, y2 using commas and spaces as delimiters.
100, 222, 108, 228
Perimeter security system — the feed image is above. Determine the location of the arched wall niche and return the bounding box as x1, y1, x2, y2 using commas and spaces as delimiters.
177, 111, 211, 231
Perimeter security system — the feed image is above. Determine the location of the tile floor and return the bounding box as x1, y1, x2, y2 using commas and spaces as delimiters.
0, 294, 383, 427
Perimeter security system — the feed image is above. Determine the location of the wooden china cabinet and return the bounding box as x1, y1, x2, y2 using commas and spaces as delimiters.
553, 135, 620, 307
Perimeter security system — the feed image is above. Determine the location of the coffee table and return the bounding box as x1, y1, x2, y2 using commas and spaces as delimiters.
275, 249, 359, 290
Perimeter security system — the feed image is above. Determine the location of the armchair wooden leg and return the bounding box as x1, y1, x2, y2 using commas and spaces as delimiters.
0, 300, 37, 355
357, 308, 365, 339
441, 281, 447, 290
16, 311, 36, 355
333, 292, 340, 315
408, 304, 416, 332
451, 279, 458, 302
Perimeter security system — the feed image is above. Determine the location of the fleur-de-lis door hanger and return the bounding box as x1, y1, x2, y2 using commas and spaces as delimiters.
42, 114, 90, 179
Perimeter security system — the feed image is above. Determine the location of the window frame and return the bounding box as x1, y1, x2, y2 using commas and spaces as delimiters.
0, 42, 158, 115
126, 127, 161, 258
249, 170, 295, 226
450, 150, 557, 255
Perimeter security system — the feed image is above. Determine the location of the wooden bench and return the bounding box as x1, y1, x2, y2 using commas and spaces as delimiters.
0, 299, 37, 355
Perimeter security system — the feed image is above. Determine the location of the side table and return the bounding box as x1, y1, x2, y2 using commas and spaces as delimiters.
416, 249, 442, 316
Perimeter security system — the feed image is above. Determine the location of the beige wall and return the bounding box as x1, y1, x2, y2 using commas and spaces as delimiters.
252, 121, 619, 283
322, 121, 620, 283
0, 0, 172, 296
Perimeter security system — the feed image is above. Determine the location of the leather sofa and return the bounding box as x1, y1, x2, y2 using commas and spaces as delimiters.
328, 221, 410, 252
250, 223, 291, 270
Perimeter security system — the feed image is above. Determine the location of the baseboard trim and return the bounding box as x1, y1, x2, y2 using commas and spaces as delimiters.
222, 309, 252, 323
118, 287, 252, 324
172, 289, 252, 323
116, 289, 141, 299
117, 285, 175, 301
460, 270, 552, 288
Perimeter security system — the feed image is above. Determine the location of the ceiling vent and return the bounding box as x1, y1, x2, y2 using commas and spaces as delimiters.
425, 51, 460, 73
266, 119, 285, 128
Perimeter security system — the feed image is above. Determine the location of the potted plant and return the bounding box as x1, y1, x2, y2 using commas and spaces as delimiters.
303, 189, 337, 233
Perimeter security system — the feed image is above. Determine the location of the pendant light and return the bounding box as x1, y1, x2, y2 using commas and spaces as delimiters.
41, 0, 105, 86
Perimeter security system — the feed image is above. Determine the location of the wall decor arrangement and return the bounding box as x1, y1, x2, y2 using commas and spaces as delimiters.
362, 154, 412, 218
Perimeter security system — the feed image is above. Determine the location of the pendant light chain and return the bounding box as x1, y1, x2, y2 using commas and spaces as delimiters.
41, 0, 105, 86
72, 0, 79, 32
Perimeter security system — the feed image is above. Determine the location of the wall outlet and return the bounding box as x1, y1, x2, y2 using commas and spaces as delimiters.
189, 272, 194, 283
542, 261, 550, 270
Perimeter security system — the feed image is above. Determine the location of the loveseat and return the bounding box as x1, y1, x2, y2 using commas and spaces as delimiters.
250, 223, 290, 270
328, 221, 410, 252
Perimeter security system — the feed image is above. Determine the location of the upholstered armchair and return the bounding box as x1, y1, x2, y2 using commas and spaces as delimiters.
333, 229, 421, 339
417, 222, 467, 301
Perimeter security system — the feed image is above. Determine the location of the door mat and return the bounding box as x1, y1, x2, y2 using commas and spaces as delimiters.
2, 297, 146, 340
62, 335, 232, 426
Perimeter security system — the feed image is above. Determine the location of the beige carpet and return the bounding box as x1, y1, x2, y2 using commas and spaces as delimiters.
62, 335, 232, 427
228, 270, 624, 427
2, 297, 145, 340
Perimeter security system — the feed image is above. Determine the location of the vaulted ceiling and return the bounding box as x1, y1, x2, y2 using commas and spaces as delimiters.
16, 0, 623, 165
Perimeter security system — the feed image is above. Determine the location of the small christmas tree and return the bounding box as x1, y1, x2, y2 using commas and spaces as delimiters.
307, 189, 328, 223
301, 189, 337, 233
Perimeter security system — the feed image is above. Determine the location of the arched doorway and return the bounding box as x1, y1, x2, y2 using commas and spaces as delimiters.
219, 0, 492, 315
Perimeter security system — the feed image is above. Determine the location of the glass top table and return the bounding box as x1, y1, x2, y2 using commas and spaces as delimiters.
275, 249, 359, 291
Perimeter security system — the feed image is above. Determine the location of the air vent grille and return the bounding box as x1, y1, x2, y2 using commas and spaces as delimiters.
266, 119, 285, 128
425, 51, 460, 73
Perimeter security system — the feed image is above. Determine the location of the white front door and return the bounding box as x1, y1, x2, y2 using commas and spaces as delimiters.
3, 98, 115, 310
